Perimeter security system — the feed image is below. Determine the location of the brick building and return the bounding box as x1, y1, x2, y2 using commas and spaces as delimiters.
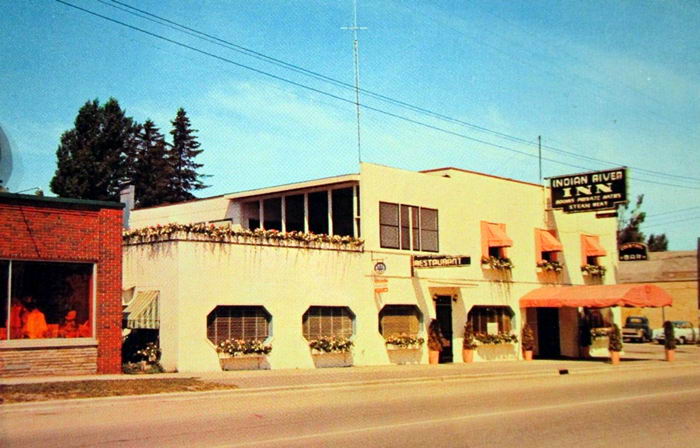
0, 192, 123, 377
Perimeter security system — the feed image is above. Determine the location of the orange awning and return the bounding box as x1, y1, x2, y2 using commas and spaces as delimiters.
485, 223, 512, 247
520, 283, 673, 308
582, 234, 606, 257
538, 229, 563, 252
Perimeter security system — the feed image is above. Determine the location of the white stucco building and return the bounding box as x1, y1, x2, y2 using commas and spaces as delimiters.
123, 162, 621, 372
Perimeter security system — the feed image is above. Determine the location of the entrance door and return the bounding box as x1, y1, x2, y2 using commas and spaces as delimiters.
537, 307, 561, 357
435, 296, 453, 363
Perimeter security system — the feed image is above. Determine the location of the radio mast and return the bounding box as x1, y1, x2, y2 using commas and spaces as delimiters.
341, 0, 367, 164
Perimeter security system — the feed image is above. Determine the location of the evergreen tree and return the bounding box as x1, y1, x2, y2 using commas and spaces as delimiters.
131, 120, 172, 208
50, 98, 136, 201
166, 108, 207, 202
647, 233, 669, 252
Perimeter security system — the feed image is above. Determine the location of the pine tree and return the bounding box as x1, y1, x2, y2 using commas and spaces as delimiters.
647, 233, 669, 252
617, 194, 647, 245
131, 120, 172, 208
166, 108, 207, 202
50, 98, 136, 201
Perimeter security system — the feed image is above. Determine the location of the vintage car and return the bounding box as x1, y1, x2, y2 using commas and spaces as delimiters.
652, 321, 699, 345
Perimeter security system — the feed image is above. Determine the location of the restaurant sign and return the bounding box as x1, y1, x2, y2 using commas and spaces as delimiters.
550, 168, 627, 213
412, 255, 471, 268
619, 242, 648, 261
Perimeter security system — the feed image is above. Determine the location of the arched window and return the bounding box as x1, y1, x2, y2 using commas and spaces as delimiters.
206, 306, 271, 344
302, 306, 354, 340
379, 305, 422, 337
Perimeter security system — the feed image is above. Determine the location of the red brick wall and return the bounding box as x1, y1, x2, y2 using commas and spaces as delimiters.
0, 199, 123, 375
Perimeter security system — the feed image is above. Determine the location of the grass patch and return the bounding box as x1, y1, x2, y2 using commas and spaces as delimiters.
0, 378, 238, 404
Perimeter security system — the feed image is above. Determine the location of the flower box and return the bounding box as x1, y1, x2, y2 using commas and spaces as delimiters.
311, 351, 353, 368
219, 354, 269, 371
581, 264, 606, 277
481, 256, 514, 271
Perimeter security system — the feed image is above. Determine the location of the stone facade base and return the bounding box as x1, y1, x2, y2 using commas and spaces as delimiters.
0, 345, 98, 377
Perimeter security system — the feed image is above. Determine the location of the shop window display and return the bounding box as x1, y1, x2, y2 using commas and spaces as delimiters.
1, 261, 93, 340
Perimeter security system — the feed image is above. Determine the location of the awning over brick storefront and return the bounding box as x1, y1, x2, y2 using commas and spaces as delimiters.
520, 283, 673, 308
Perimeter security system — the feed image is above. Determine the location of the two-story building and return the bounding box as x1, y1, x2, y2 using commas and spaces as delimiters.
123, 162, 624, 372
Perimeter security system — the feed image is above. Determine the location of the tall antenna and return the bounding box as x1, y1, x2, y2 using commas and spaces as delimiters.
341, 0, 367, 164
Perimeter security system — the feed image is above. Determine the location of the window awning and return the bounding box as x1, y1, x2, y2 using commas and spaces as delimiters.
519, 284, 672, 308
582, 234, 606, 257
483, 222, 513, 247
124, 290, 159, 329
537, 229, 563, 252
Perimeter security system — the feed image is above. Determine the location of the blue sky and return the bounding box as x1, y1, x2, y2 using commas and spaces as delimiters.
1, 0, 699, 249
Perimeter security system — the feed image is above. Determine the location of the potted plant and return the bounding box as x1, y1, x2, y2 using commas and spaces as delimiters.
428, 319, 447, 364
663, 321, 676, 362
521, 324, 535, 361
608, 324, 623, 365
462, 321, 477, 363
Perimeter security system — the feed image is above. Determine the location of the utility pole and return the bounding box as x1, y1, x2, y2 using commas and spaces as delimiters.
342, 0, 367, 165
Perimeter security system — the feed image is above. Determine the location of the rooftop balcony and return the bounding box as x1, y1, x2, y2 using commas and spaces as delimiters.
122, 223, 364, 252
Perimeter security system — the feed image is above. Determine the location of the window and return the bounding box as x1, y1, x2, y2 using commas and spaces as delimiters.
206, 306, 271, 345
481, 221, 513, 259
285, 194, 305, 232
331, 188, 354, 237
379, 202, 438, 252
243, 201, 260, 230
1, 260, 93, 340
581, 234, 606, 266
263, 198, 282, 231
379, 305, 422, 337
379, 202, 400, 249
535, 229, 563, 263
308, 191, 329, 234
468, 306, 514, 334
302, 306, 354, 340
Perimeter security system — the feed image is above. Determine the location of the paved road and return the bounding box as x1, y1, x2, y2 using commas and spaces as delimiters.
2, 366, 699, 447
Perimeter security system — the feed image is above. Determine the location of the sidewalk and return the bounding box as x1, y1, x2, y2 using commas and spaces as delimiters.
3, 353, 696, 392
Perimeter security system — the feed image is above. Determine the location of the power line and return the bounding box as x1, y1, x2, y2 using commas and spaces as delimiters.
102, 0, 700, 186
56, 0, 700, 191
644, 214, 700, 229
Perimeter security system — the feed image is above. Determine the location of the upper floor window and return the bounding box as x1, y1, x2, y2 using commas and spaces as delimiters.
481, 221, 512, 259
379, 202, 438, 252
535, 229, 563, 262
581, 234, 606, 266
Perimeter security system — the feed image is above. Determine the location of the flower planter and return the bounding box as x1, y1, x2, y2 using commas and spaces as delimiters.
219, 354, 268, 371
311, 351, 352, 368
665, 349, 675, 362
387, 347, 422, 365
610, 351, 621, 365
475, 343, 517, 361
428, 350, 440, 365
462, 349, 474, 363
523, 350, 533, 361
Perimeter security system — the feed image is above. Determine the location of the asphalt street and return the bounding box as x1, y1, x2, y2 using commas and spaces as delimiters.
2, 361, 699, 447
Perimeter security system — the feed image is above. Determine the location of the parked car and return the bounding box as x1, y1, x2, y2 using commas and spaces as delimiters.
652, 321, 699, 345
622, 316, 653, 342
